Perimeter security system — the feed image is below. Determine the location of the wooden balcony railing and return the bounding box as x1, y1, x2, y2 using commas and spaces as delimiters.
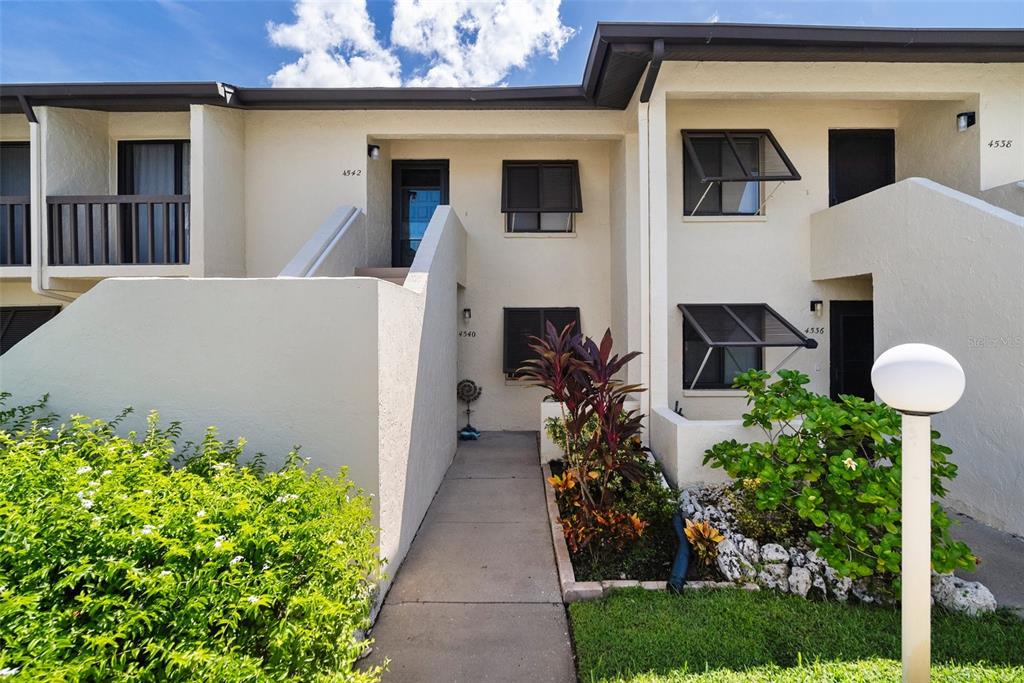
47, 195, 190, 266
0, 196, 31, 266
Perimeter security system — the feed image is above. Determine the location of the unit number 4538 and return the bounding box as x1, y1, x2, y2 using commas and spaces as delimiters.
988, 140, 1013, 148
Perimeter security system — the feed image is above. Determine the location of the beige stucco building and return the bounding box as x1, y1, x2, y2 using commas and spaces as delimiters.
1, 24, 1022, 580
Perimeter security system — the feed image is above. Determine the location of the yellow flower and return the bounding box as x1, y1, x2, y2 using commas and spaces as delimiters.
843, 457, 857, 471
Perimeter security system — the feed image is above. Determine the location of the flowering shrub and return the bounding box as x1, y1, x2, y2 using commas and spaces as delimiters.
0, 394, 382, 682
702, 370, 975, 582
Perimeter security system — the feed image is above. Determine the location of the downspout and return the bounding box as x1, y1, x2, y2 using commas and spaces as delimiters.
21, 98, 73, 304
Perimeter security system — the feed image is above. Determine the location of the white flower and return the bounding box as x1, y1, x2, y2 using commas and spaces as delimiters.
141, 451, 153, 458
275, 493, 298, 503
142, 489, 152, 495
101, 469, 112, 477
140, 524, 156, 535
0, 667, 20, 677
88, 481, 100, 488
196, 509, 207, 518
214, 535, 226, 550
843, 457, 857, 471
247, 595, 259, 604
230, 555, 244, 566
159, 570, 171, 577
213, 462, 230, 472
76, 466, 92, 475
261, 563, 270, 572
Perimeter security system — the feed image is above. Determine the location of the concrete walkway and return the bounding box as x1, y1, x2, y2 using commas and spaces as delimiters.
951, 512, 1024, 612
363, 432, 575, 682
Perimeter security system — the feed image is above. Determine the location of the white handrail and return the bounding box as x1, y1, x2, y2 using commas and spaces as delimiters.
278, 206, 364, 278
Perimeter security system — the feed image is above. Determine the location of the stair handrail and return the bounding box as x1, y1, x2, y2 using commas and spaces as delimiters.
278, 206, 364, 278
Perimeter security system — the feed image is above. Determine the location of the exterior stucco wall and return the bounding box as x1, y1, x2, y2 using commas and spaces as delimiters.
365, 138, 392, 268
663, 99, 883, 420
655, 61, 1023, 190
811, 178, 1024, 535
41, 107, 109, 196
387, 138, 614, 430
0, 114, 29, 141
0, 277, 382, 487
191, 105, 246, 277
377, 206, 462, 586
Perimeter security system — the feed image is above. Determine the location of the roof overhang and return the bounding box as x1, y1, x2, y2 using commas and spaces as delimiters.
2, 23, 1022, 114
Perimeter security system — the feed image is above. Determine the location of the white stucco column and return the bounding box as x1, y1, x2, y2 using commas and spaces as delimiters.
647, 92, 670, 410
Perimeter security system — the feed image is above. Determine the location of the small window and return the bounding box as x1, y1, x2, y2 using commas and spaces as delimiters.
679, 303, 816, 390
683, 310, 764, 389
0, 306, 60, 355
501, 161, 582, 233
682, 130, 799, 216
503, 307, 580, 375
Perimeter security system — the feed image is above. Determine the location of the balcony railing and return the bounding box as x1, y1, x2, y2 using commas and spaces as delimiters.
0, 196, 31, 266
47, 195, 190, 266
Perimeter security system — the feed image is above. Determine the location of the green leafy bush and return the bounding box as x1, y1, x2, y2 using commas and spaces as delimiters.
0, 395, 382, 682
702, 370, 975, 581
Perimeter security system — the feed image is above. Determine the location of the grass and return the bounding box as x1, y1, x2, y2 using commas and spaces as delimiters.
570, 588, 1024, 682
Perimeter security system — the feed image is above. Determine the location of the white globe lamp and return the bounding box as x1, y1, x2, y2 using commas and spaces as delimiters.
871, 343, 965, 415
871, 343, 965, 683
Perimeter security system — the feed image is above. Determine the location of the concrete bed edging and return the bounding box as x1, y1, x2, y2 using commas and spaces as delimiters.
541, 462, 754, 603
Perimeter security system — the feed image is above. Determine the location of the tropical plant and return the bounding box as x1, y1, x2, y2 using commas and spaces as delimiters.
702, 370, 976, 582
683, 519, 725, 566
0, 394, 383, 682
522, 323, 649, 556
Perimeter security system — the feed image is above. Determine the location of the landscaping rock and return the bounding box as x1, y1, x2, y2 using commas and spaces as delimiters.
758, 563, 790, 592
761, 543, 790, 563
716, 539, 756, 582
788, 566, 812, 597
932, 573, 997, 616
679, 484, 998, 615
738, 537, 761, 564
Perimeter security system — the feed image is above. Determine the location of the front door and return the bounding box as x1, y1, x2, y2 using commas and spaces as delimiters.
830, 301, 874, 401
828, 130, 895, 206
392, 160, 449, 268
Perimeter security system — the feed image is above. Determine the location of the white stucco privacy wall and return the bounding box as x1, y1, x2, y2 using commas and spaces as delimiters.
376, 206, 464, 581
811, 178, 1024, 535
0, 203, 465, 600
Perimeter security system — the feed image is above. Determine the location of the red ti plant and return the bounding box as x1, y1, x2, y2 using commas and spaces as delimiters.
519, 323, 648, 553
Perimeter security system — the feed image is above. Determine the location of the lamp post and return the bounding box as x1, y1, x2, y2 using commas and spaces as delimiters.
871, 344, 965, 683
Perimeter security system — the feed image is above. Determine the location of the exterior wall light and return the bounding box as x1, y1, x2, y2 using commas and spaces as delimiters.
367, 144, 381, 159
462, 308, 472, 321
809, 300, 823, 317
871, 343, 965, 683
956, 112, 976, 132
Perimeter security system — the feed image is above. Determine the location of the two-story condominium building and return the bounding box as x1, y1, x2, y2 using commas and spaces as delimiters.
2, 23, 1022, 587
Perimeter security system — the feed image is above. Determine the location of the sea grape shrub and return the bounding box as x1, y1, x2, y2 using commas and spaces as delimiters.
702, 370, 976, 582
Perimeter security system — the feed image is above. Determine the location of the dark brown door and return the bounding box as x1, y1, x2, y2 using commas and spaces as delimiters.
828, 130, 895, 206
830, 301, 874, 401
391, 160, 449, 267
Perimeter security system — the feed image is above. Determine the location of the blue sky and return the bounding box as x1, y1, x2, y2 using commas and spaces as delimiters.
1, 1, 1021, 86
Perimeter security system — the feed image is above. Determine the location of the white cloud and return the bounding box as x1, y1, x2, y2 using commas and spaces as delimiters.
267, 0, 575, 88
267, 0, 401, 87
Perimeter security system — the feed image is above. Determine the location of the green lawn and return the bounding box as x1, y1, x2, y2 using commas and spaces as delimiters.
569, 588, 1024, 683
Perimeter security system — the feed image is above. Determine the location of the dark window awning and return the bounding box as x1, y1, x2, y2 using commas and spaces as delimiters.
682, 130, 800, 183
678, 303, 817, 390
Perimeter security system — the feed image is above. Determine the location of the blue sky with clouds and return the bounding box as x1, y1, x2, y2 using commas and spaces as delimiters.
1, 1, 1021, 86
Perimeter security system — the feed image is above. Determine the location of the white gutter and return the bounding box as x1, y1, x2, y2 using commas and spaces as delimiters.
27, 114, 73, 303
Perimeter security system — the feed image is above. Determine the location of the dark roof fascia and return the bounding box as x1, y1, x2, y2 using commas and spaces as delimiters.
2, 24, 1021, 115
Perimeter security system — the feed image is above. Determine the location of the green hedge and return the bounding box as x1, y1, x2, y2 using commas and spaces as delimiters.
0, 395, 383, 682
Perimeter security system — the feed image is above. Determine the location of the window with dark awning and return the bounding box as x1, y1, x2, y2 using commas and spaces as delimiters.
682, 130, 800, 216
678, 303, 817, 390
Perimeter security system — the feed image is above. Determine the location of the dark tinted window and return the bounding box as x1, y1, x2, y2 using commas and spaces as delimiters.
503, 307, 581, 375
